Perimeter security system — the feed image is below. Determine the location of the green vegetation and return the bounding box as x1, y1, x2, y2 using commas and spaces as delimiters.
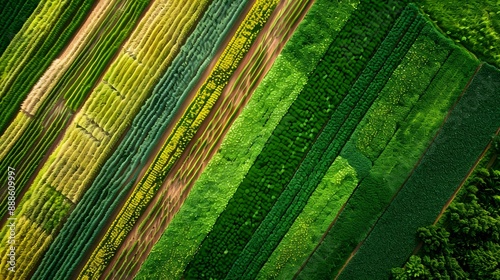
108, 0, 313, 278
62, 0, 150, 110
32, 1, 250, 279
0, 0, 41, 55
340, 63, 500, 279
136, 0, 360, 279
255, 24, 450, 275
256, 157, 358, 279
2, 0, 499, 279
0, 0, 95, 133
185, 0, 414, 278
0, 0, 150, 223
0, 0, 214, 278
226, 7, 423, 279
421, 0, 500, 68
297, 18, 480, 280
80, 0, 280, 278
392, 163, 500, 279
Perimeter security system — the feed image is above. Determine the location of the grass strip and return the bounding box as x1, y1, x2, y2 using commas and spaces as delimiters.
227, 6, 423, 279
135, 0, 360, 279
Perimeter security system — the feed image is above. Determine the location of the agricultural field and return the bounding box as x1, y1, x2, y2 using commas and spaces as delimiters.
0, 0, 498, 279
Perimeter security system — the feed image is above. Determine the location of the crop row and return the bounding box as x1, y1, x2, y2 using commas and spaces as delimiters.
261, 16, 452, 280
0, 216, 52, 279
229, 7, 423, 279
107, 0, 313, 278
0, 0, 211, 277
0, 0, 95, 134
184, 0, 413, 279
135, 0, 359, 278
0, 113, 30, 159
0, 0, 41, 55
337, 63, 500, 279
37, 0, 208, 202
78, 1, 280, 278
178, 0, 309, 176
297, 24, 480, 279
226, 7, 423, 279
21, 0, 132, 116
33, 0, 249, 279
0, 0, 149, 222
257, 157, 358, 279
393, 154, 500, 279
0, 108, 72, 220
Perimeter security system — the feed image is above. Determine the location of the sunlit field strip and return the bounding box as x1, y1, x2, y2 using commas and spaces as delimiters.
32, 0, 248, 278
135, 0, 359, 278
80, 0, 279, 278
0, 0, 147, 222
0, 0, 210, 278
110, 0, 311, 278
0, 0, 95, 133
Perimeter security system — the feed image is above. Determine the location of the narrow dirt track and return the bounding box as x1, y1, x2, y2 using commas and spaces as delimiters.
99, 0, 258, 277
22, 0, 113, 114
100, 0, 315, 278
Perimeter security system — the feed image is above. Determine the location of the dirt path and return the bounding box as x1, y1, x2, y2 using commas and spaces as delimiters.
22, 0, 113, 114
99, 0, 315, 278
98, 0, 258, 277
64, 0, 258, 277
0, 0, 157, 276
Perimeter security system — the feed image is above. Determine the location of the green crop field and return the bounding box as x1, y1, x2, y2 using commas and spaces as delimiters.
0, 0, 498, 279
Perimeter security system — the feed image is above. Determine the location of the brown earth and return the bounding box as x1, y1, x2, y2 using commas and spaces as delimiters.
99, 0, 315, 279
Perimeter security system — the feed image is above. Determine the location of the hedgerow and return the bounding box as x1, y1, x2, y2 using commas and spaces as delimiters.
392, 159, 500, 279
421, 0, 500, 68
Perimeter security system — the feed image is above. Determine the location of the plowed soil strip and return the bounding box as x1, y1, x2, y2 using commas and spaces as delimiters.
101, 0, 314, 278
